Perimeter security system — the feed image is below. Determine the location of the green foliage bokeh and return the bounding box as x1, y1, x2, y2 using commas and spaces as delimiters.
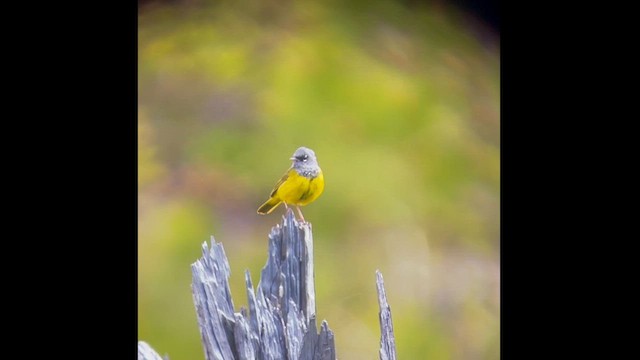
139, 0, 499, 358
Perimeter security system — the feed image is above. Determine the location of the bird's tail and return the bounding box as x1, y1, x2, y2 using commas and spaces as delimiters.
257, 197, 282, 215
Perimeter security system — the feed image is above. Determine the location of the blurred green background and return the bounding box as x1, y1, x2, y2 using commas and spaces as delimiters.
138, 0, 499, 358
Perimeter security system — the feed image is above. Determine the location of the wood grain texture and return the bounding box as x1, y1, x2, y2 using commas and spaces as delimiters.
139, 209, 399, 360
138, 341, 166, 360
376, 270, 397, 360
191, 209, 335, 360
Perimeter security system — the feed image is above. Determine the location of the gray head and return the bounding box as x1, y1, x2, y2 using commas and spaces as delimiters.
290, 147, 320, 177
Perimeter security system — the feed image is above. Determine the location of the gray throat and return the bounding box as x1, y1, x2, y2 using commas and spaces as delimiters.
295, 165, 320, 179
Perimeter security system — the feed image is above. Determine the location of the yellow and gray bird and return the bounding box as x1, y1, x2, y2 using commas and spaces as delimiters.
257, 147, 325, 222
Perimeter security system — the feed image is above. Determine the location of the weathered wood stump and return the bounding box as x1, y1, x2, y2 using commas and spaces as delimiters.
139, 209, 397, 359
191, 209, 335, 359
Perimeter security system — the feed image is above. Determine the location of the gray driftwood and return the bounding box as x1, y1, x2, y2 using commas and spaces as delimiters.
139, 209, 397, 360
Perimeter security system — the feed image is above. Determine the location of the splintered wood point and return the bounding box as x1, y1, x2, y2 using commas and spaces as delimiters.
376, 270, 398, 360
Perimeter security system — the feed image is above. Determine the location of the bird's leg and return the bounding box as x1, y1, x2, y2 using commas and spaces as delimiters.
283, 202, 292, 216
296, 206, 305, 222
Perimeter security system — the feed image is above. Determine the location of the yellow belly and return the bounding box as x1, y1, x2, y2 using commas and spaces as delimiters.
277, 169, 324, 206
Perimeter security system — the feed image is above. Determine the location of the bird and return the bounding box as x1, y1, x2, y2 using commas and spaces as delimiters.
257, 147, 325, 222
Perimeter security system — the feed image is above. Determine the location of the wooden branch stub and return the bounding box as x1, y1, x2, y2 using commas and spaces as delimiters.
138, 341, 166, 360
191, 209, 336, 360
376, 270, 397, 360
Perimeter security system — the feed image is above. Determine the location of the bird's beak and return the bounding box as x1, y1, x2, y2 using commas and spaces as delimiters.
290, 157, 296, 161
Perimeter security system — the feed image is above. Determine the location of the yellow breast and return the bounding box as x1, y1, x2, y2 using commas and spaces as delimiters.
277, 169, 325, 206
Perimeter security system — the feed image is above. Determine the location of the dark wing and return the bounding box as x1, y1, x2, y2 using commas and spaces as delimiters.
270, 168, 291, 197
